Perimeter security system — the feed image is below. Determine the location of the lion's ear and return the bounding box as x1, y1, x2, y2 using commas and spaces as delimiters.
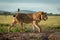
41, 12, 44, 15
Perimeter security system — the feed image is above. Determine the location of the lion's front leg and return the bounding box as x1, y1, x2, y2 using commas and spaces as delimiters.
18, 22, 24, 32
33, 21, 41, 32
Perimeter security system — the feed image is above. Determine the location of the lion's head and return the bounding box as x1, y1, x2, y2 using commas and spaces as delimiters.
37, 12, 48, 21
41, 12, 48, 21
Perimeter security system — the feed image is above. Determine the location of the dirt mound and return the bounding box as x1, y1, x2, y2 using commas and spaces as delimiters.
0, 32, 60, 40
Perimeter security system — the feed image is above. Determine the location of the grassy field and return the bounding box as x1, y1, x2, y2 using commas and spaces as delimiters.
0, 15, 60, 32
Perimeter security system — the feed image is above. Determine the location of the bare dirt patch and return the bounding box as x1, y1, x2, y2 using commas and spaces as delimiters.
0, 32, 60, 40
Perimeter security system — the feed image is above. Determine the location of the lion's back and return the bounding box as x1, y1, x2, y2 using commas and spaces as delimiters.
15, 13, 34, 23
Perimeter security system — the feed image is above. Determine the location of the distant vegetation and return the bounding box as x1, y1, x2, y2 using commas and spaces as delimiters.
0, 11, 13, 15
0, 10, 60, 16
47, 13, 60, 16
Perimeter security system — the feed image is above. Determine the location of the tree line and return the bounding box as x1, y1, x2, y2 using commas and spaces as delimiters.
47, 13, 60, 16
0, 11, 60, 16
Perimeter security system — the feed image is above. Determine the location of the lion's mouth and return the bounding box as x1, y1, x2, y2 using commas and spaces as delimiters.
43, 19, 46, 21
43, 17, 48, 21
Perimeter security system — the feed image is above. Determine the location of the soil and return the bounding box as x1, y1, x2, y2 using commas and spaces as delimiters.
0, 32, 60, 40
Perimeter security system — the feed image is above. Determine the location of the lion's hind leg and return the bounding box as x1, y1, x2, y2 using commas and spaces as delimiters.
8, 19, 16, 32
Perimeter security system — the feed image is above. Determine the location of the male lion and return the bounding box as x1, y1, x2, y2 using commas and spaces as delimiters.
8, 11, 48, 32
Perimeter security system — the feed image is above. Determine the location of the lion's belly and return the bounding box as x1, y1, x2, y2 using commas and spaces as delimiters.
23, 20, 33, 23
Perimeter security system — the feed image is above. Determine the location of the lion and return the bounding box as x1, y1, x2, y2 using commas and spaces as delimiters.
8, 11, 48, 32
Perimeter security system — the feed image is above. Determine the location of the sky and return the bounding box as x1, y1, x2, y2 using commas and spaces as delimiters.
0, 0, 60, 14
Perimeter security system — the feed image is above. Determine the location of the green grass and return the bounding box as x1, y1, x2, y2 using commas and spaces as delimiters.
0, 15, 60, 32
